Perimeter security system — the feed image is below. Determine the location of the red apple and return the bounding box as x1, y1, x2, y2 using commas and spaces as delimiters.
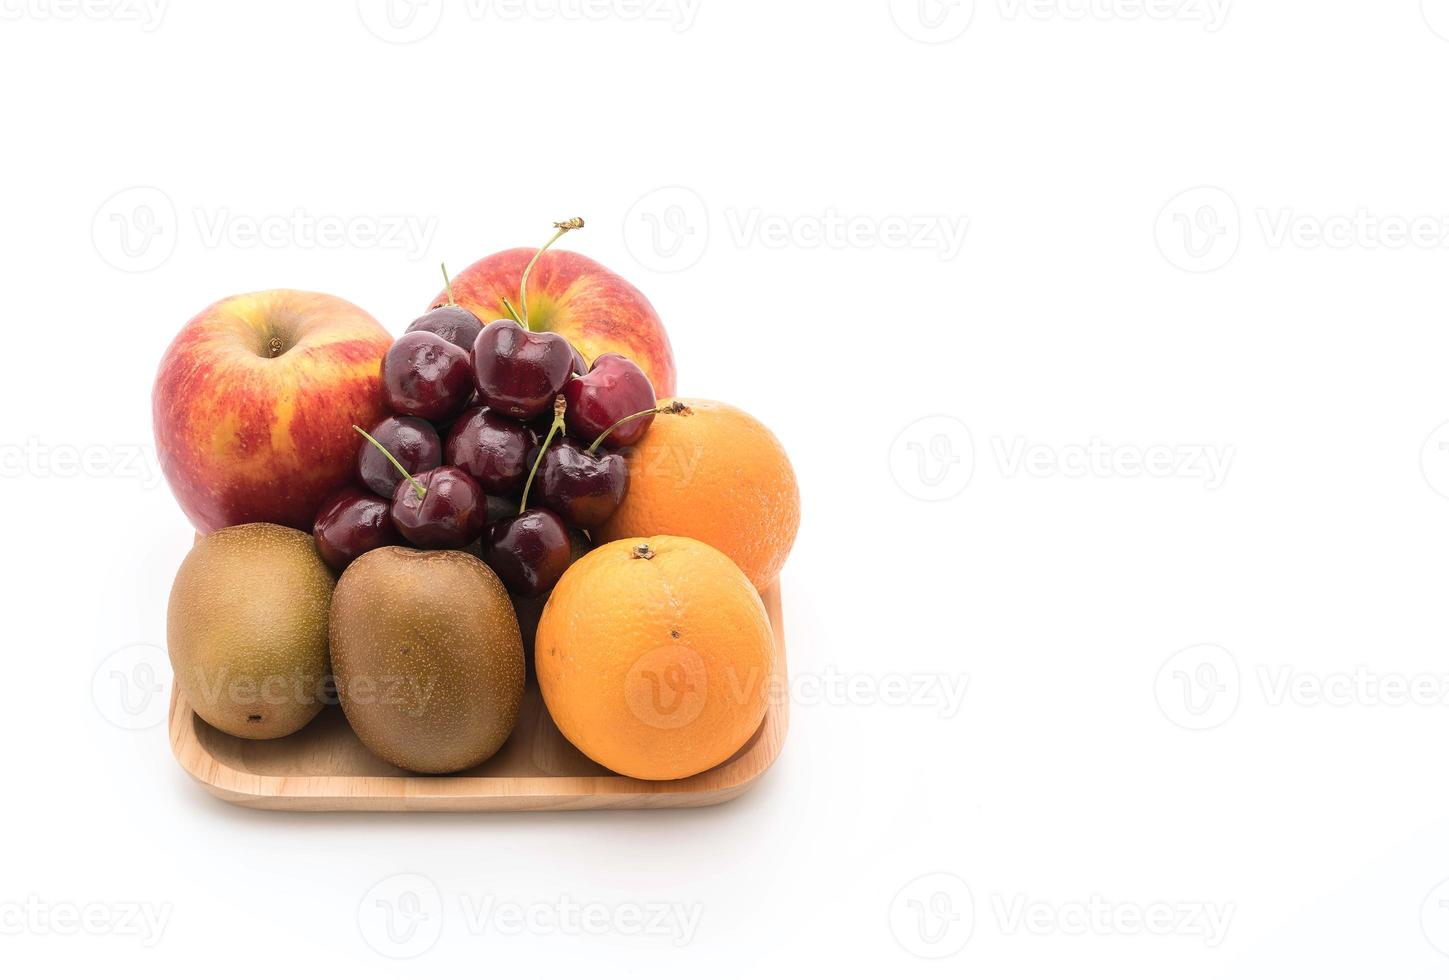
427, 248, 677, 396
153, 289, 393, 533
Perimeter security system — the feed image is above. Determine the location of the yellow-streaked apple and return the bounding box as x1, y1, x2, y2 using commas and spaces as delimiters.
153, 289, 392, 533
428, 248, 676, 397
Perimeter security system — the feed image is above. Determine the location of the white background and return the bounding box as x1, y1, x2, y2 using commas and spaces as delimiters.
6, 0, 1449, 975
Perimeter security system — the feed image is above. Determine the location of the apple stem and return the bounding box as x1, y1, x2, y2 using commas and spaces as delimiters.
352, 424, 427, 500
519, 218, 584, 331
586, 401, 687, 455
518, 395, 567, 514
440, 262, 455, 306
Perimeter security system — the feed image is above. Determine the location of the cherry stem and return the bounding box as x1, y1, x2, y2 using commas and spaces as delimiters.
586, 401, 686, 455
440, 262, 454, 306
500, 296, 523, 325
518, 395, 567, 514
519, 218, 584, 331
352, 425, 427, 500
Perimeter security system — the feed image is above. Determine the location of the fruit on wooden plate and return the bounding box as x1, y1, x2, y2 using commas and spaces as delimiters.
536, 536, 774, 780
330, 547, 525, 773
166, 523, 335, 738
596, 400, 800, 593
153, 289, 392, 533
428, 219, 677, 396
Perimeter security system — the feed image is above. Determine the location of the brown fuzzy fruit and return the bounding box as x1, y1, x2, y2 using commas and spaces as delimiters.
167, 523, 335, 739
329, 547, 524, 773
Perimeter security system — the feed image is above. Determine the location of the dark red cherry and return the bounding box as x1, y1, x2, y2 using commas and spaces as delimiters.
538, 439, 627, 528
313, 487, 402, 571
568, 344, 588, 378
444, 406, 539, 495
406, 305, 485, 351
511, 527, 591, 658
562, 353, 656, 449
389, 465, 485, 549
471, 319, 574, 420
482, 507, 573, 597
381, 332, 474, 421
357, 416, 441, 497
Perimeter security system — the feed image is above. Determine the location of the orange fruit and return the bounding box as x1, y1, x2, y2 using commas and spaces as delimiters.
596, 399, 799, 593
536, 536, 775, 781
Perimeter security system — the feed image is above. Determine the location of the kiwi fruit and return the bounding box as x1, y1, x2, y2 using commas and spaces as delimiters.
167, 523, 335, 739
329, 547, 524, 774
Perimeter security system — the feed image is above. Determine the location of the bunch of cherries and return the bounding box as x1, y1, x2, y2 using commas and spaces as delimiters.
313, 219, 671, 597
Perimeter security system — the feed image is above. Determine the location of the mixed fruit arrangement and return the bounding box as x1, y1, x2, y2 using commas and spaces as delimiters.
153, 218, 800, 781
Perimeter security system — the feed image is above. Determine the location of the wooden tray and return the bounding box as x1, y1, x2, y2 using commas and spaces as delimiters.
168, 585, 788, 811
